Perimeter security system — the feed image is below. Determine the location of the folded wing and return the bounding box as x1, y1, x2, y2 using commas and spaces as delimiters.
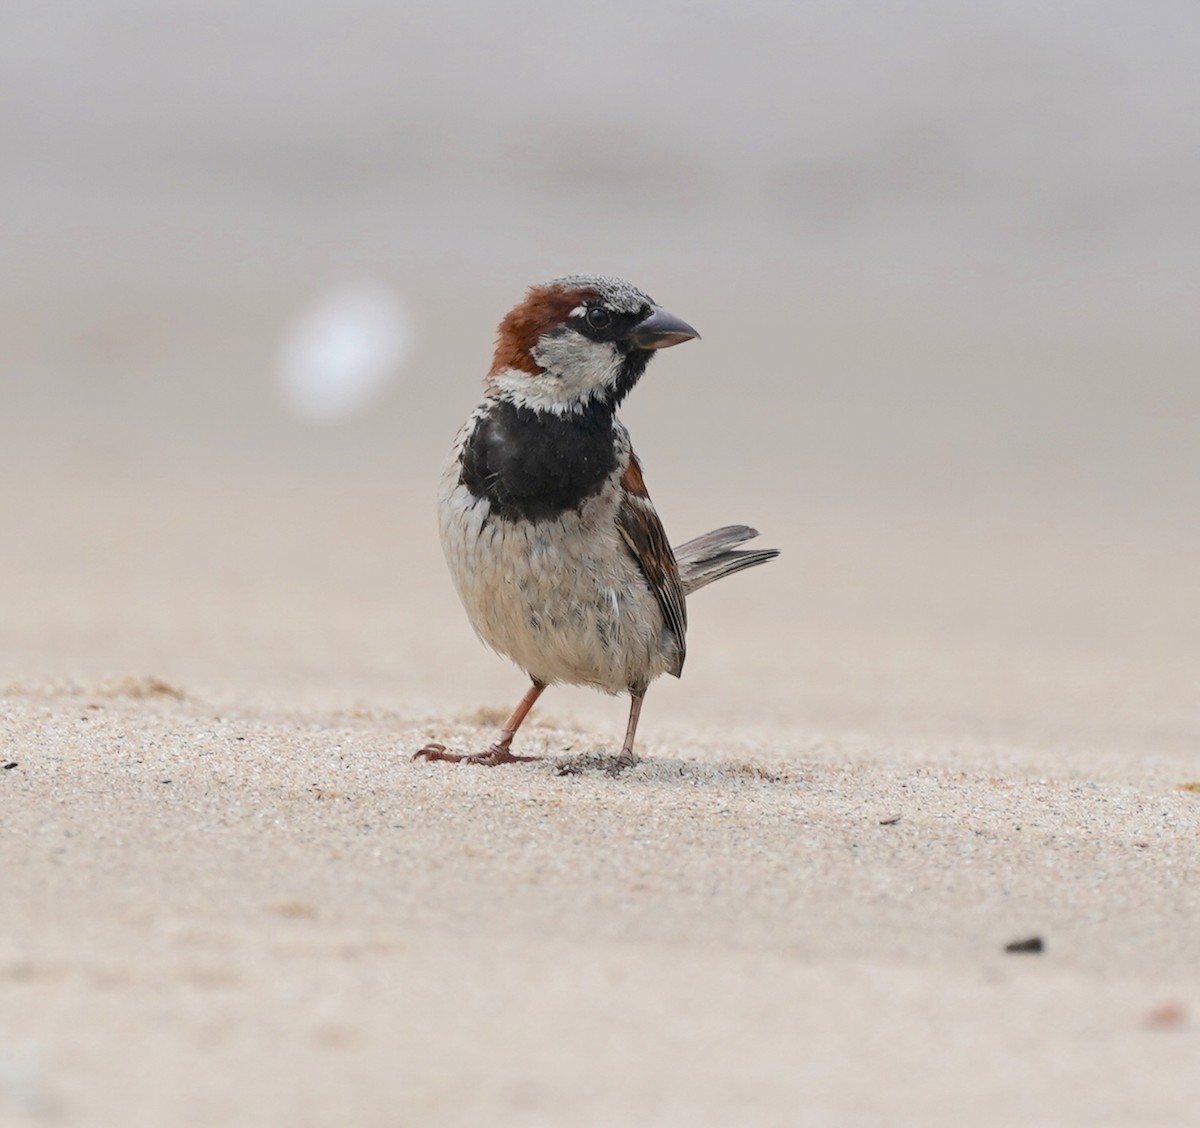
615, 455, 688, 677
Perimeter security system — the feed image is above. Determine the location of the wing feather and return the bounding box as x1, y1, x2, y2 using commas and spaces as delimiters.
615, 454, 687, 677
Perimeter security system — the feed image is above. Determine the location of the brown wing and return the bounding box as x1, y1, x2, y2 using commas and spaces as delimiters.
615, 454, 687, 677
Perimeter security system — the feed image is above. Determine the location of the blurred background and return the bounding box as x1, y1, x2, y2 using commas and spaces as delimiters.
3, 0, 1197, 758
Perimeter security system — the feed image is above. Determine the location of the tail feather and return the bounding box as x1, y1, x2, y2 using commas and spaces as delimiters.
674, 525, 779, 596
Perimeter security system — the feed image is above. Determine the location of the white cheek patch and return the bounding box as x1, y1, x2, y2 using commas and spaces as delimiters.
492, 331, 623, 414
533, 332, 622, 395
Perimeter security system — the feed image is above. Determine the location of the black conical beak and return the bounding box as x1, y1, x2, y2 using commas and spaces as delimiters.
629, 306, 701, 350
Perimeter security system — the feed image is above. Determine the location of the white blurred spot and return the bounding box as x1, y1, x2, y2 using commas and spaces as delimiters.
277, 283, 413, 422
0, 1040, 54, 1116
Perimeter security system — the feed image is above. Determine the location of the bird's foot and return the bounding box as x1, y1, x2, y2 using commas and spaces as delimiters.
412, 742, 542, 767
606, 751, 639, 777
554, 750, 640, 777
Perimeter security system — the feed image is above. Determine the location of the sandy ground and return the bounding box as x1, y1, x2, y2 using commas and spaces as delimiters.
2, 432, 1198, 1128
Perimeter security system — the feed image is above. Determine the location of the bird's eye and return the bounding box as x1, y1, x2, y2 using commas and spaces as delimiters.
585, 307, 611, 329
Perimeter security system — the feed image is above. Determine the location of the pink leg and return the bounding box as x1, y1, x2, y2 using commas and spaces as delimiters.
614, 690, 645, 769
414, 681, 546, 766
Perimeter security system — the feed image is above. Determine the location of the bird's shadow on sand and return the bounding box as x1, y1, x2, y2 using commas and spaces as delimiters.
546, 751, 804, 786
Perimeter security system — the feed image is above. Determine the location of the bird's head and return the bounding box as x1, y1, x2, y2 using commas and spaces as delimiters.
487, 274, 699, 413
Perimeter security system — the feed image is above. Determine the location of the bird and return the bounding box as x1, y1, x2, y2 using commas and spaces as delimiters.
414, 274, 778, 770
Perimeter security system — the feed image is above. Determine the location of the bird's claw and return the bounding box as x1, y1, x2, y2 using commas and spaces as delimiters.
412, 742, 542, 767
606, 752, 638, 777
412, 742, 452, 762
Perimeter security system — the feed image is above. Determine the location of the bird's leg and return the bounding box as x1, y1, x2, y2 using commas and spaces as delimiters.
414, 681, 546, 766
610, 690, 645, 773
480, 680, 546, 762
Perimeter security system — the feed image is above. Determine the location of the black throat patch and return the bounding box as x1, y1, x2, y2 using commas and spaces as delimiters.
460, 399, 618, 522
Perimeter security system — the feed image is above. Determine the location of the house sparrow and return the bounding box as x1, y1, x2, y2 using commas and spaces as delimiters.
415, 274, 778, 769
